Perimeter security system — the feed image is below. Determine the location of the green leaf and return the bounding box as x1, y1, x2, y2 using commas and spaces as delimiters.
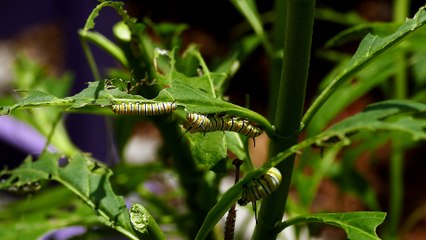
268, 100, 426, 170
195, 99, 425, 239
171, 71, 215, 98
0, 186, 74, 220
159, 79, 278, 138
250, 99, 426, 212
302, 5, 426, 129
0, 200, 97, 240
144, 20, 188, 49
2, 56, 79, 156
230, 0, 273, 56
275, 212, 386, 240
0, 80, 150, 115
0, 152, 144, 240
195, 100, 422, 239
180, 45, 217, 97
175, 46, 201, 77
308, 49, 399, 134
325, 22, 398, 48
187, 132, 227, 169
324, 100, 426, 140
82, 1, 125, 32
79, 30, 128, 67
0, 90, 72, 115
70, 80, 134, 108
225, 132, 250, 164
0, 186, 99, 240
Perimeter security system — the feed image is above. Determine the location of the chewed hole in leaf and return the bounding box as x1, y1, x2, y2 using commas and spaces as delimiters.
58, 157, 69, 167
12, 182, 42, 195
9, 176, 19, 185
60, 204, 78, 213
0, 173, 12, 180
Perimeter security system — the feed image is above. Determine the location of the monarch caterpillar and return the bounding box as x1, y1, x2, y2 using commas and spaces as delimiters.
112, 101, 177, 116
238, 167, 282, 206
184, 113, 263, 140
184, 113, 212, 133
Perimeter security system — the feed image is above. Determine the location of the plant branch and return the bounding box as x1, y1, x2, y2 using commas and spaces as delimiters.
80, 38, 101, 81
386, 0, 410, 238
268, 0, 287, 122
253, 0, 316, 239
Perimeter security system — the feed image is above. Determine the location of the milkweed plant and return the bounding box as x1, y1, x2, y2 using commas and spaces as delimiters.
1, 0, 426, 239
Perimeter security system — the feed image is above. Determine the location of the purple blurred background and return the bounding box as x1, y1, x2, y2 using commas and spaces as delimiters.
0, 0, 121, 163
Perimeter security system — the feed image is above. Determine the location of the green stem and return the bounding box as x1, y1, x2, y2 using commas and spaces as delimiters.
80, 37, 101, 81
394, 54, 407, 99
388, 145, 403, 239
268, 0, 287, 122
253, 0, 315, 239
386, 0, 409, 238
42, 112, 78, 156
393, 0, 410, 22
193, 51, 216, 98
79, 30, 128, 68
274, 214, 332, 233
393, 0, 410, 99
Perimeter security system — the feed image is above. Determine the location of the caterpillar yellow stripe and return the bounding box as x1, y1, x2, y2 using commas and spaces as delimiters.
238, 167, 282, 206
184, 113, 263, 139
112, 102, 177, 116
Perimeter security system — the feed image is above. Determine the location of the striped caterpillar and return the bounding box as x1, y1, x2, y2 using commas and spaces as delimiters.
184, 113, 263, 140
112, 102, 177, 116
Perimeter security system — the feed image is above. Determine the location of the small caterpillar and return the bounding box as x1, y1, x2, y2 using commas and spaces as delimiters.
112, 102, 177, 116
184, 113, 263, 140
238, 167, 282, 206
184, 113, 213, 133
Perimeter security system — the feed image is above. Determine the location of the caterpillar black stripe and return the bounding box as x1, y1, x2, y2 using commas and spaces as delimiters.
184, 113, 212, 133
184, 113, 263, 139
112, 102, 177, 116
238, 167, 282, 206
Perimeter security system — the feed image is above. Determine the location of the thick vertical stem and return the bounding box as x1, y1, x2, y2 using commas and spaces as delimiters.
387, 0, 410, 238
268, 0, 287, 122
393, 55, 407, 99
388, 144, 403, 239
253, 0, 315, 239
393, 0, 410, 99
